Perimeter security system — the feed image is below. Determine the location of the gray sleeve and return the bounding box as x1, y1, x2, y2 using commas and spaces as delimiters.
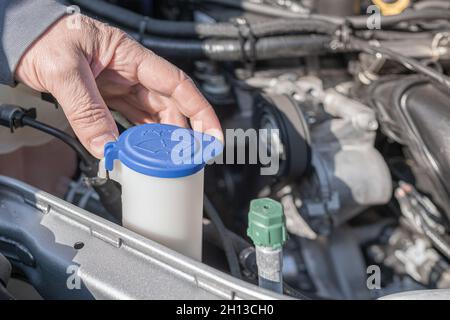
0, 0, 67, 86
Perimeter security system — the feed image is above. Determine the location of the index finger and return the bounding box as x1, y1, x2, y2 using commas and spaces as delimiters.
136, 48, 223, 142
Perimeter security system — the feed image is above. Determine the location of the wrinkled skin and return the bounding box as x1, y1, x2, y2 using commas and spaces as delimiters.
15, 15, 223, 158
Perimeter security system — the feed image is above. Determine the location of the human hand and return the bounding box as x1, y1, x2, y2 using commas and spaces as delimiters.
15, 15, 223, 158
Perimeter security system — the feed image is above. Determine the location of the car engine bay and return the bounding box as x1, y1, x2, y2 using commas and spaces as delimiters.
1, 0, 450, 300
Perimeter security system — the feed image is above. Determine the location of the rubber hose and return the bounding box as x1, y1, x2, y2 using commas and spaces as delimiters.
203, 0, 319, 19
205, 0, 450, 29
21, 116, 93, 167
71, 0, 236, 38
20, 117, 123, 222
139, 35, 205, 58
250, 19, 338, 37
71, 0, 338, 38
201, 35, 331, 61
204, 196, 242, 279
348, 37, 450, 90
347, 8, 450, 29
79, 161, 123, 223
132, 30, 331, 60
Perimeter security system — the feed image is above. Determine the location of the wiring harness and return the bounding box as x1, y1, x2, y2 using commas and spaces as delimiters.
0, 105, 122, 222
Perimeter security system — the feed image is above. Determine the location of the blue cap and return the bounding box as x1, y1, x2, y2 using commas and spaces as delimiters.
104, 124, 223, 178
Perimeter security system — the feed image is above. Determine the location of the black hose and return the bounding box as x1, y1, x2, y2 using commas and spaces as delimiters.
203, 196, 242, 279
20, 117, 123, 222
73, 0, 450, 44
72, 0, 220, 38
71, 0, 338, 38
0, 106, 93, 167
205, 0, 450, 29
20, 117, 121, 214
0, 106, 123, 222
76, 0, 325, 25
203, 0, 343, 24
21, 116, 93, 166
139, 34, 204, 58
203, 221, 253, 260
250, 20, 338, 37
348, 37, 450, 91
356, 30, 437, 41
131, 29, 332, 60
73, 0, 449, 64
230, 35, 330, 61
204, 0, 307, 18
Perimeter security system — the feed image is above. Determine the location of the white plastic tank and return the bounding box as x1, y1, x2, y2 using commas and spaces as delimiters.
101, 124, 222, 261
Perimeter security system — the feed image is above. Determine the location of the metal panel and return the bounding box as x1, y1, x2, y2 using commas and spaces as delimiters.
0, 176, 282, 300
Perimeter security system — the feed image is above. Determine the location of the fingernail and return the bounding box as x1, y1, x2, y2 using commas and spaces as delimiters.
90, 133, 117, 158
205, 128, 224, 144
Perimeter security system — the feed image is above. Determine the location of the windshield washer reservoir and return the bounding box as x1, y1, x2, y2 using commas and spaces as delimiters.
102, 123, 222, 261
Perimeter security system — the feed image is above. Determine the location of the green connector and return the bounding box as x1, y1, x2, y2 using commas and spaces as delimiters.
247, 198, 288, 249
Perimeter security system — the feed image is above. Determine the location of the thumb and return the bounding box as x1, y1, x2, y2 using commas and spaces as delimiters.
50, 59, 118, 159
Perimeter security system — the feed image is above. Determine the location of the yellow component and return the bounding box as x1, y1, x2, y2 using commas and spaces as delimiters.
372, 0, 410, 16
